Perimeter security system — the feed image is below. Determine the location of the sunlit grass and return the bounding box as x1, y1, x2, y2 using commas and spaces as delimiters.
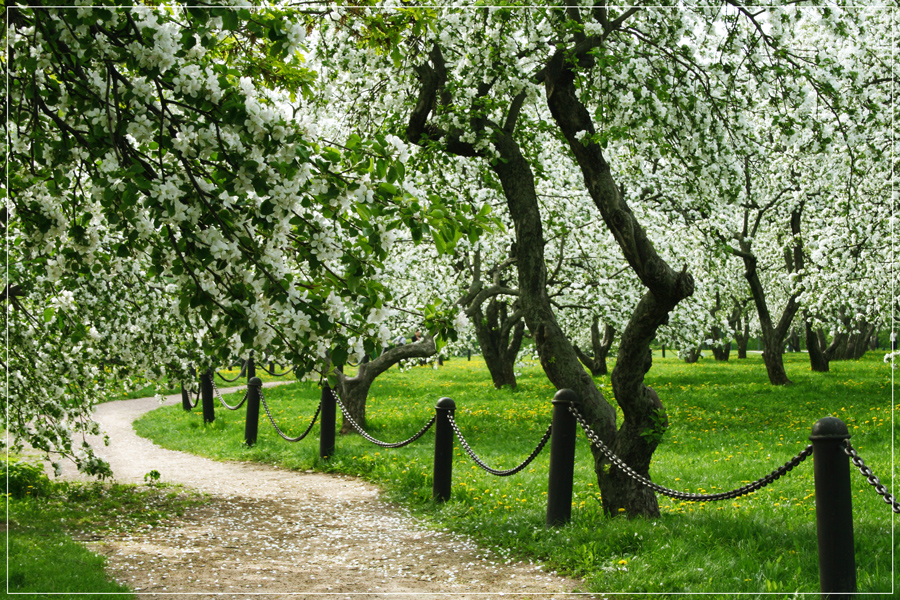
4, 465, 205, 599
134, 352, 897, 597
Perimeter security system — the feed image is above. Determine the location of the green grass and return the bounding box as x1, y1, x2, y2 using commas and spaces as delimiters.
133, 352, 897, 598
4, 457, 206, 598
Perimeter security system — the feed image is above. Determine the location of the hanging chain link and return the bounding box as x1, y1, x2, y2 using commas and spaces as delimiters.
183, 382, 200, 408
258, 363, 294, 377
259, 387, 321, 442
211, 377, 248, 411
843, 441, 900, 514
329, 388, 435, 448
448, 413, 552, 477
569, 404, 812, 502
214, 361, 245, 383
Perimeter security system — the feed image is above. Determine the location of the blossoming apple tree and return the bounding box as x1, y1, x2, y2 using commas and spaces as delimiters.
309, 2, 892, 516
6, 5, 486, 474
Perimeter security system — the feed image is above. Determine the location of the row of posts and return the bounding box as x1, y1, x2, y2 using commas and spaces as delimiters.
182, 374, 858, 599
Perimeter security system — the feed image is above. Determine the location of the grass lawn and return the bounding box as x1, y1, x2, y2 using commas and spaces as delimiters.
4, 458, 205, 599
133, 351, 897, 597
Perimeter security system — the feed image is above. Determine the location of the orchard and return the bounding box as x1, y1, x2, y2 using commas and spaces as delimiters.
5, 0, 895, 526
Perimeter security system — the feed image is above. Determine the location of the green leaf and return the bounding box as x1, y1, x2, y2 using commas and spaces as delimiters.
187, 7, 210, 23
221, 10, 240, 31
330, 347, 348, 370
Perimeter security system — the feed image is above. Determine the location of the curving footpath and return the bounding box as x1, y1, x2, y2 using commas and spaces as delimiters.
50, 384, 597, 599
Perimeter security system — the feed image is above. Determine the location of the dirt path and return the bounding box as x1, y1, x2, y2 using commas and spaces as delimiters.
54, 386, 597, 599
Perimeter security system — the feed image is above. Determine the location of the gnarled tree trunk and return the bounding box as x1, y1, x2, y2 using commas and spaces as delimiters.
735, 204, 804, 385
574, 317, 615, 376
805, 319, 829, 372
709, 291, 731, 361
332, 337, 436, 435
543, 50, 694, 517
406, 29, 693, 517
683, 346, 702, 363
473, 298, 526, 388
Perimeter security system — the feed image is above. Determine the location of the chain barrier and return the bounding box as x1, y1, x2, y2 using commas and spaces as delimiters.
258, 362, 294, 377
569, 404, 813, 501
211, 377, 249, 411
184, 383, 200, 409
843, 441, 900, 514
259, 387, 321, 442
215, 362, 245, 383
448, 413, 552, 477
329, 388, 435, 448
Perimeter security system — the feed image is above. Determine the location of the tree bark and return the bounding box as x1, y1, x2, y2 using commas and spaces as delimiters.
473, 298, 526, 388
709, 291, 731, 361
542, 49, 694, 517
823, 328, 848, 361
574, 317, 615, 376
736, 203, 804, 385
740, 249, 796, 384
711, 341, 731, 361
734, 319, 750, 359
683, 346, 702, 363
786, 327, 800, 352
332, 337, 436, 435
404, 33, 693, 518
805, 319, 829, 372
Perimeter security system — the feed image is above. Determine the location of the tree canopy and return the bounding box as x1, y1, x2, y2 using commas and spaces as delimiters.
5, 3, 893, 511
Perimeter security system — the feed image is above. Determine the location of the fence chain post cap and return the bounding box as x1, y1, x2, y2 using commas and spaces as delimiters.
552, 388, 578, 406
248, 376, 262, 387
809, 416, 850, 441
436, 397, 455, 411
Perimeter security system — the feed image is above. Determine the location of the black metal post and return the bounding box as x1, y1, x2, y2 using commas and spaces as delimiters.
247, 352, 255, 379
661, 344, 666, 358
181, 385, 191, 411
319, 385, 336, 459
182, 366, 197, 411
467, 348, 471, 361
546, 389, 578, 526
201, 369, 215, 423
810, 417, 856, 599
433, 397, 456, 502
244, 377, 262, 446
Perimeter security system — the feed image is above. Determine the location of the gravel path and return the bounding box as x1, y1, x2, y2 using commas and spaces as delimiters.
55, 385, 597, 599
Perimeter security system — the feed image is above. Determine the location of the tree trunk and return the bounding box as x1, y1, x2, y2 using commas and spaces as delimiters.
735, 323, 750, 359
736, 208, 802, 385
744, 250, 794, 384
823, 329, 848, 361
405, 38, 693, 518
709, 291, 731, 361
332, 337, 437, 435
574, 317, 615, 376
473, 298, 526, 389
806, 320, 829, 372
711, 342, 731, 361
543, 50, 694, 517
846, 321, 875, 360
730, 299, 751, 359
683, 346, 701, 363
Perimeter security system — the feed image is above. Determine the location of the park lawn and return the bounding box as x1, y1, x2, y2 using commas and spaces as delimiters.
4, 460, 205, 599
133, 352, 897, 598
